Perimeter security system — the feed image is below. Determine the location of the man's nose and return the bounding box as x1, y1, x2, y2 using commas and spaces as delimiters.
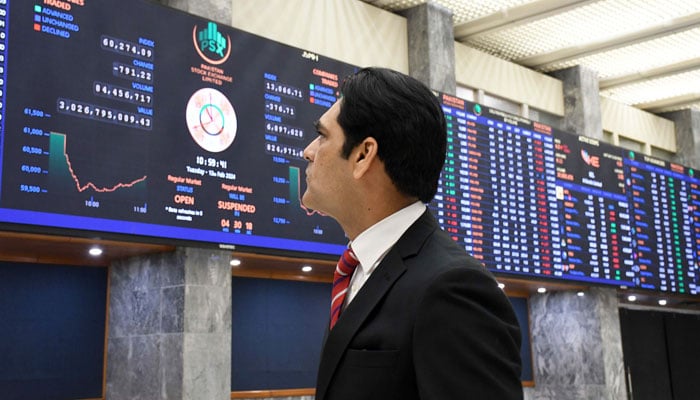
303, 138, 317, 161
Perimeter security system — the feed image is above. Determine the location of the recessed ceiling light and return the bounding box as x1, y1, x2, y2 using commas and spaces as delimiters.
88, 247, 103, 256
230, 258, 241, 267
577, 291, 585, 297
658, 299, 667, 306
301, 265, 313, 272
628, 295, 637, 302
537, 287, 546, 294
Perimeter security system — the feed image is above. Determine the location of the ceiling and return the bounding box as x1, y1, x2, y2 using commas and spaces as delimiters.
361, 0, 700, 114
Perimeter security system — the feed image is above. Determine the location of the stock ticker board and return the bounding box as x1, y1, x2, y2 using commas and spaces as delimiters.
0, 0, 698, 293
430, 93, 700, 295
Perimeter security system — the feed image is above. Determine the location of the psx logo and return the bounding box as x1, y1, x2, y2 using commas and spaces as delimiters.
193, 22, 231, 65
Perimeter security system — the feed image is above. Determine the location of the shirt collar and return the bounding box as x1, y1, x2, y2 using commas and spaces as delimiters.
350, 201, 426, 275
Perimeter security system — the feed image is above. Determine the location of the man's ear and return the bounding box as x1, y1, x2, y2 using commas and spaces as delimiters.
352, 137, 379, 179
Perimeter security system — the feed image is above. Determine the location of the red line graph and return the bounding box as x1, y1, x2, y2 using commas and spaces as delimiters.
301, 200, 324, 217
55, 132, 147, 193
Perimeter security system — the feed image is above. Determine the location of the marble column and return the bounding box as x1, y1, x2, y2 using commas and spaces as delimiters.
550, 65, 603, 140
398, 2, 456, 95
662, 109, 700, 169
524, 288, 626, 400
106, 247, 232, 400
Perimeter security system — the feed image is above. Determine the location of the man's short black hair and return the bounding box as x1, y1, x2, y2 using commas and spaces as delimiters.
337, 67, 447, 203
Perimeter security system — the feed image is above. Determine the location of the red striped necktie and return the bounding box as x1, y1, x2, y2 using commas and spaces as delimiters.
330, 247, 360, 329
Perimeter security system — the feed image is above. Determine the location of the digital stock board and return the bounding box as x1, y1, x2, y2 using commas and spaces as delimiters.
0, 0, 355, 256
431, 93, 700, 295
0, 1, 698, 295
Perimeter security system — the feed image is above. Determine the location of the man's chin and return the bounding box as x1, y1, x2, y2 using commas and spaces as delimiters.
300, 194, 315, 210
301, 195, 329, 217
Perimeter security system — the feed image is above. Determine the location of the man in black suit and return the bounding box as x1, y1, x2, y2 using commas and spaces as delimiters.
302, 67, 522, 400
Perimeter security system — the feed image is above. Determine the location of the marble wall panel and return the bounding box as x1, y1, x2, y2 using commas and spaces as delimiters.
526, 289, 627, 400
551, 66, 603, 140
106, 248, 231, 400
399, 2, 456, 95
665, 109, 700, 168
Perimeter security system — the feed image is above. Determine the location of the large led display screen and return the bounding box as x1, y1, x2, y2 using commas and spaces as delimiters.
0, 0, 355, 256
0, 1, 698, 295
432, 94, 560, 278
432, 93, 700, 295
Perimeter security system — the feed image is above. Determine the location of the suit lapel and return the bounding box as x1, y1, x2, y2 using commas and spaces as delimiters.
316, 249, 405, 399
316, 211, 438, 399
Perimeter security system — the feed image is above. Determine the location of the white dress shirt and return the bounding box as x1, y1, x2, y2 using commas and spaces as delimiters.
344, 201, 426, 307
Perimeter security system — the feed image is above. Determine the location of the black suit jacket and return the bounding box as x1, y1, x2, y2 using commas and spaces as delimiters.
316, 210, 523, 400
